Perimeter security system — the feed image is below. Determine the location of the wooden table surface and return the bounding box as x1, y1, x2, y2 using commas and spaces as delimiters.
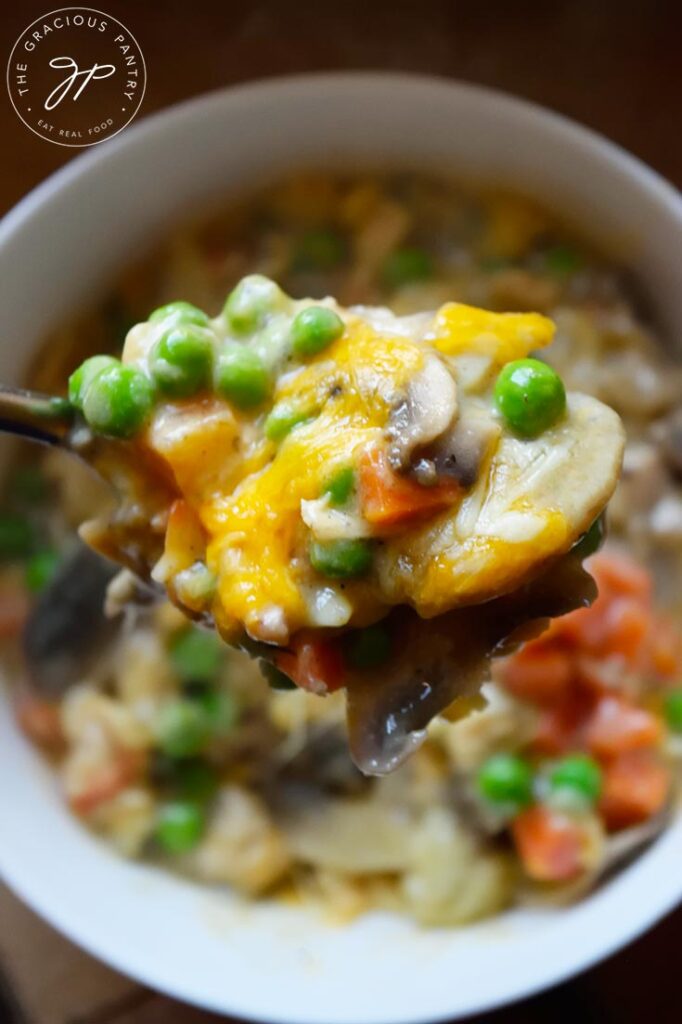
0, 2, 680, 1022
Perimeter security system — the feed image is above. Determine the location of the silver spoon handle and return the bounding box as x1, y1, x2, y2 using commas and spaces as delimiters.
0, 386, 74, 445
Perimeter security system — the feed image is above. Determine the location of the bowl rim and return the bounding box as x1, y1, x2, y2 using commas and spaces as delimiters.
2, 71, 681, 243
1, 71, 681, 1024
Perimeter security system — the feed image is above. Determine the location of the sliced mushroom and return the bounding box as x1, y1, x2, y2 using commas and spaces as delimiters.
401, 805, 513, 926
386, 353, 458, 471
378, 393, 625, 617
278, 789, 414, 873
346, 548, 597, 775
421, 400, 501, 488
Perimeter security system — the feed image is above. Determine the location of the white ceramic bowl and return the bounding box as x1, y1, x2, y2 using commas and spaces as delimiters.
1, 74, 681, 1024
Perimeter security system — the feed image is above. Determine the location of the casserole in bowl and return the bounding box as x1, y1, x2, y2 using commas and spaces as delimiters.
0, 74, 681, 1023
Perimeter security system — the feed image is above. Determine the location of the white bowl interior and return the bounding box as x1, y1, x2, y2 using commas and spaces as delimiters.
0, 74, 681, 1023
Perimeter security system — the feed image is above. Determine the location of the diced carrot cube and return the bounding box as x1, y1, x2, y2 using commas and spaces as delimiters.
599, 750, 670, 831
584, 696, 662, 759
531, 691, 594, 756
499, 645, 573, 705
359, 447, 460, 529
601, 597, 651, 662
276, 634, 345, 695
649, 617, 682, 680
512, 805, 586, 881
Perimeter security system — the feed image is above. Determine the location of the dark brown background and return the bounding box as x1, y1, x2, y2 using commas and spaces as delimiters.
0, 2, 680, 1022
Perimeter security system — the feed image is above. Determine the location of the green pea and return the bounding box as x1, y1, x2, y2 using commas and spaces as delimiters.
494, 358, 566, 438
309, 538, 372, 579
572, 514, 606, 560
344, 623, 391, 670
264, 402, 313, 442
156, 699, 212, 759
10, 465, 49, 504
259, 660, 297, 690
548, 754, 602, 804
664, 688, 682, 733
148, 300, 209, 327
68, 355, 119, 409
543, 244, 583, 276
292, 228, 346, 272
82, 363, 155, 439
25, 549, 60, 593
169, 627, 223, 684
150, 325, 213, 397
215, 343, 270, 409
291, 306, 345, 357
381, 247, 434, 289
477, 753, 533, 810
156, 800, 205, 854
323, 466, 355, 506
224, 275, 284, 335
0, 514, 34, 560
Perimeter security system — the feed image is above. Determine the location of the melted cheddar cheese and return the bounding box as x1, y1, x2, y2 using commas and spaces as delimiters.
130, 291, 621, 647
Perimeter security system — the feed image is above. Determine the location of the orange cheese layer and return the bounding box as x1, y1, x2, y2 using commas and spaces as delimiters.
146, 304, 557, 640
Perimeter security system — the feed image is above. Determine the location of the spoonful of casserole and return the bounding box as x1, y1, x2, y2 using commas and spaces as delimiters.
0, 276, 624, 773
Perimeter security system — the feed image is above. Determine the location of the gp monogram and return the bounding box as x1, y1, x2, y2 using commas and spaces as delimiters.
6, 7, 146, 147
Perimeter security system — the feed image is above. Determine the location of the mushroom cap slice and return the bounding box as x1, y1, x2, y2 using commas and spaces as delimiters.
377, 392, 625, 617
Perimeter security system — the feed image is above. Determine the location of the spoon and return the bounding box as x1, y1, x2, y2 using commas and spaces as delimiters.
0, 281, 624, 778
0, 385, 74, 446
0, 384, 177, 584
